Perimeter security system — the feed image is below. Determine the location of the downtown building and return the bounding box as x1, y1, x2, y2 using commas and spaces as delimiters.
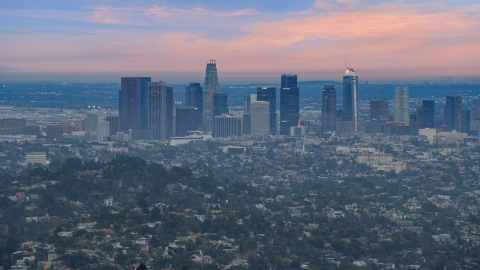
280, 74, 299, 135
176, 106, 200, 136
322, 85, 336, 134
185, 83, 203, 128
119, 77, 151, 131
250, 101, 270, 136
257, 87, 276, 135
339, 68, 358, 134
370, 99, 388, 120
393, 86, 410, 126
445, 96, 462, 132
418, 100, 435, 128
148, 82, 173, 140
203, 60, 219, 133
214, 114, 242, 138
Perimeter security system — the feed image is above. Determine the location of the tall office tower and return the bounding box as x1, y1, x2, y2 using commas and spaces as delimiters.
185, 83, 203, 127
85, 113, 99, 132
393, 86, 410, 126
281, 74, 297, 88
421, 100, 435, 128
46, 125, 63, 142
242, 114, 251, 135
343, 68, 359, 132
203, 60, 219, 133
148, 82, 173, 140
250, 101, 270, 135
244, 94, 257, 114
214, 93, 228, 116
461, 110, 471, 134
119, 77, 151, 131
176, 106, 199, 136
370, 99, 388, 120
445, 96, 462, 131
257, 87, 276, 135
322, 85, 336, 134
214, 114, 242, 138
0, 118, 26, 135
106, 116, 120, 136
165, 86, 174, 138
280, 74, 300, 135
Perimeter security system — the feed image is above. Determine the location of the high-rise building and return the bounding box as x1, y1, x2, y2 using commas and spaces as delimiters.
370, 99, 388, 120
420, 100, 435, 128
244, 94, 257, 114
242, 114, 251, 135
250, 101, 270, 136
185, 83, 203, 127
98, 120, 110, 137
214, 93, 228, 116
280, 74, 299, 135
281, 74, 297, 88
203, 60, 219, 133
343, 68, 358, 132
214, 114, 242, 138
445, 96, 462, 131
393, 86, 410, 126
148, 82, 173, 140
0, 118, 26, 135
176, 106, 199, 136
119, 77, 151, 131
322, 85, 336, 134
46, 125, 63, 142
461, 109, 471, 134
85, 113, 99, 132
106, 116, 120, 136
257, 87, 276, 135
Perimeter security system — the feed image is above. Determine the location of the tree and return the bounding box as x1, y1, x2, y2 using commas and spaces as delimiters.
136, 263, 148, 270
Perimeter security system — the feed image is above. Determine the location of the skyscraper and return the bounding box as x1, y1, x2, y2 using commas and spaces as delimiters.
106, 116, 120, 136
281, 74, 297, 88
85, 113, 99, 132
244, 94, 257, 114
280, 74, 299, 135
203, 60, 219, 133
393, 86, 410, 126
185, 83, 203, 127
148, 82, 173, 140
322, 85, 336, 134
176, 106, 199, 136
214, 93, 228, 116
257, 87, 276, 135
119, 77, 151, 131
445, 96, 462, 131
342, 68, 358, 132
421, 100, 435, 128
250, 101, 270, 136
370, 99, 388, 120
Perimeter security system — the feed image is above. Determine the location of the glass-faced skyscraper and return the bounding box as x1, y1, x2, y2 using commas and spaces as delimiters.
148, 82, 173, 140
185, 83, 203, 127
445, 96, 462, 131
257, 87, 276, 135
119, 77, 151, 131
421, 100, 435, 128
322, 85, 336, 134
342, 68, 358, 132
280, 74, 299, 135
203, 60, 219, 133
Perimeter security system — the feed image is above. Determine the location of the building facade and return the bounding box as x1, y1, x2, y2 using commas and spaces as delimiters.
445, 96, 462, 132
250, 101, 270, 136
343, 68, 358, 132
393, 86, 410, 126
257, 87, 276, 135
119, 77, 151, 131
203, 60, 219, 133
322, 85, 336, 134
370, 99, 388, 120
185, 83, 203, 127
176, 106, 199, 136
280, 74, 299, 135
148, 82, 173, 140
214, 114, 242, 138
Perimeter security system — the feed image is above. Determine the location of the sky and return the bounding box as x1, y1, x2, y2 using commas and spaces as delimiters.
1, 0, 480, 83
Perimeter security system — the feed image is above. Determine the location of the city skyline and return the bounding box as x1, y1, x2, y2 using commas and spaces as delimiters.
1, 0, 480, 82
